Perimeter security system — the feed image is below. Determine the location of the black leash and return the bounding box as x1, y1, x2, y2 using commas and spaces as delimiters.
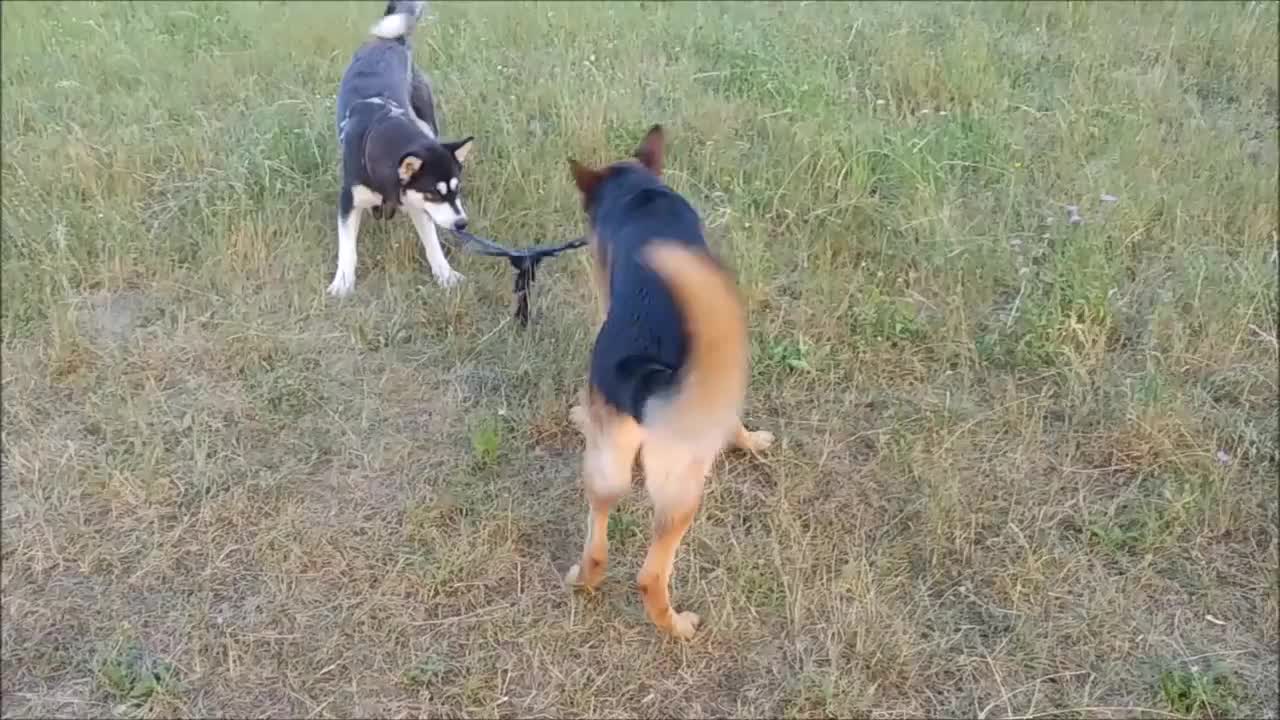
448, 228, 588, 326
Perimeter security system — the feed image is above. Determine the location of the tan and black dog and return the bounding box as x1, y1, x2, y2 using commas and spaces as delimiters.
564, 125, 774, 639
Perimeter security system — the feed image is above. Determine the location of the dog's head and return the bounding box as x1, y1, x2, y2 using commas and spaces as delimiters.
397, 137, 473, 230
568, 124, 665, 216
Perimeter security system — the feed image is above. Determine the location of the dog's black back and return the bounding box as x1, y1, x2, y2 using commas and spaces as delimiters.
337, 44, 415, 137
586, 165, 710, 422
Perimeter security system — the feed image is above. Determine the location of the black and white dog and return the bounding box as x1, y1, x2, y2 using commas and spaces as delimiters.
328, 0, 474, 297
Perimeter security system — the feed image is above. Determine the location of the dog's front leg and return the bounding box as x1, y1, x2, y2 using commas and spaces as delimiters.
327, 188, 366, 297
407, 208, 465, 288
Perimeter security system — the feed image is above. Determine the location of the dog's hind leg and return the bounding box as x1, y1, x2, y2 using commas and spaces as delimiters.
409, 68, 438, 137
635, 440, 712, 639
732, 422, 774, 453
565, 405, 642, 592
407, 206, 464, 288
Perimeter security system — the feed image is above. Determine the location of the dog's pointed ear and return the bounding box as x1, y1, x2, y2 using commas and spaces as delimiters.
569, 158, 604, 196
444, 137, 474, 164
398, 153, 423, 184
633, 124, 664, 175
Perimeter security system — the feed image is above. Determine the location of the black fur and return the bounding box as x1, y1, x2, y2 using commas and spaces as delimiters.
327, 1, 474, 296
584, 164, 711, 422
334, 2, 469, 221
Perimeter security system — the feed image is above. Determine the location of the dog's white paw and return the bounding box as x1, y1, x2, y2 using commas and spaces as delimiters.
327, 271, 355, 297
564, 563, 584, 588
434, 268, 465, 288
565, 560, 605, 592
670, 610, 701, 640
744, 430, 775, 452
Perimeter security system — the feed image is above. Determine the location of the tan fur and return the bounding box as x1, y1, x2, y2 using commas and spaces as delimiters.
638, 242, 749, 451
732, 422, 775, 452
568, 159, 604, 200
566, 389, 711, 639
398, 155, 422, 183
452, 139, 473, 164
565, 244, 773, 640
632, 437, 712, 638
564, 392, 643, 592
588, 231, 609, 331
633, 125, 665, 175
564, 127, 776, 640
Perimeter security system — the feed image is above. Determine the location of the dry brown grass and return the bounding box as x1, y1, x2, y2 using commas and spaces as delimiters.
3, 1, 1277, 718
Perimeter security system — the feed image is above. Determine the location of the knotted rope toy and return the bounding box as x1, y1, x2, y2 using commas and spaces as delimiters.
447, 228, 588, 326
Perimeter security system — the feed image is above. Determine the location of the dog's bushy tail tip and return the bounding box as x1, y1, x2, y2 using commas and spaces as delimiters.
371, 1, 427, 39
638, 241, 749, 450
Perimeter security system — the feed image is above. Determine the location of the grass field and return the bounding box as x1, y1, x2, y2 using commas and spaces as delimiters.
2, 1, 1278, 717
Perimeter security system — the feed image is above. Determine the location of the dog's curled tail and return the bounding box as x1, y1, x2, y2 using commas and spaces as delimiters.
371, 0, 427, 40
640, 241, 750, 451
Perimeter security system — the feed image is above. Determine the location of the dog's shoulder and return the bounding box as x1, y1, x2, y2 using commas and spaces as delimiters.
591, 169, 698, 244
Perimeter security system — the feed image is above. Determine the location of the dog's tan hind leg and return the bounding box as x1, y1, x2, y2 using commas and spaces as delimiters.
565, 407, 643, 592
635, 441, 711, 639
731, 422, 774, 452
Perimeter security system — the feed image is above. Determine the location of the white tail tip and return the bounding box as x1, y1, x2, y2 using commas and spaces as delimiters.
370, 13, 412, 39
